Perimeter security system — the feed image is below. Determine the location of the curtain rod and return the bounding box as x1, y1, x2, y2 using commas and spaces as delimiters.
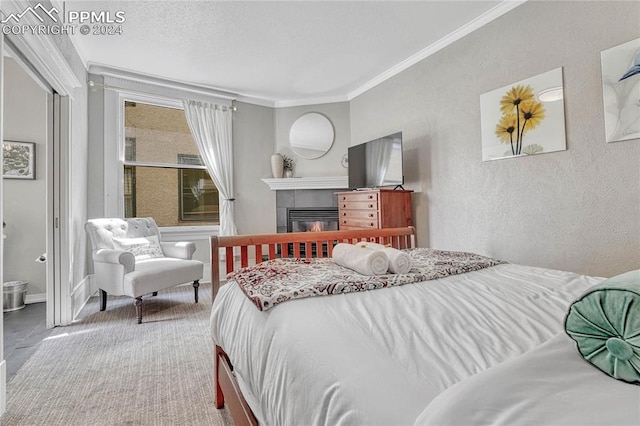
87, 80, 238, 111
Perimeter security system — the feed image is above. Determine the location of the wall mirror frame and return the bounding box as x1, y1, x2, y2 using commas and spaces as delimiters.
289, 112, 335, 159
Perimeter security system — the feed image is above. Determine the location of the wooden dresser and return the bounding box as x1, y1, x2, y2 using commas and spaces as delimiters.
336, 189, 413, 230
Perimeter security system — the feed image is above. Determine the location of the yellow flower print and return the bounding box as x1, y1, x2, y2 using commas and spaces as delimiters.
495, 114, 517, 145
499, 85, 535, 114
519, 101, 546, 131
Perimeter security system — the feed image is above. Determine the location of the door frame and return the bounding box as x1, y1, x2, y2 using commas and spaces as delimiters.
49, 93, 71, 327
3, 38, 75, 328
0, 24, 5, 416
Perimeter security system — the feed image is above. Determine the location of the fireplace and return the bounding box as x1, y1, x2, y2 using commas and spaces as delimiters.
287, 207, 339, 233
286, 207, 339, 257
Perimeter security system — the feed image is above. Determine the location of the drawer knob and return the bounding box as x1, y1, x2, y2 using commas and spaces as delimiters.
369, 223, 374, 227
368, 204, 373, 208
369, 213, 373, 218
368, 195, 373, 199
342, 204, 346, 208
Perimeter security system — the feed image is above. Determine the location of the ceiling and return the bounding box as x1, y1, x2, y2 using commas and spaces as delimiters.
66, 1, 522, 107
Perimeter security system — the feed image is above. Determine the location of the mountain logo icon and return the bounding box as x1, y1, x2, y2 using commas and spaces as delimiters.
1, 3, 59, 24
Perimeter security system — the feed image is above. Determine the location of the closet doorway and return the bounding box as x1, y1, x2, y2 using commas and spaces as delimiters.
2, 40, 67, 330
2, 48, 52, 376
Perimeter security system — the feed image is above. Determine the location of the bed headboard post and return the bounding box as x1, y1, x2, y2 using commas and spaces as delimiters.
211, 236, 224, 301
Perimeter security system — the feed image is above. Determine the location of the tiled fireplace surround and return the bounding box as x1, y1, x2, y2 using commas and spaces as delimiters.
276, 189, 340, 234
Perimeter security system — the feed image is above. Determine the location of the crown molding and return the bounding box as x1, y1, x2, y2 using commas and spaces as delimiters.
347, 0, 527, 100
273, 94, 350, 108
235, 92, 350, 108
234, 94, 276, 108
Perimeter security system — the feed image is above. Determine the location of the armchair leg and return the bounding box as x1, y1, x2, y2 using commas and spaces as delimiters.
99, 290, 107, 311
193, 280, 200, 303
135, 297, 143, 324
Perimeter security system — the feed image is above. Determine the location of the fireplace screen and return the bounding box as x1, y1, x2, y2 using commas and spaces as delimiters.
287, 207, 339, 233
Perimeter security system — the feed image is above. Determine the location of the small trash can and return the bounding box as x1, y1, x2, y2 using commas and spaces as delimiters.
3, 281, 28, 312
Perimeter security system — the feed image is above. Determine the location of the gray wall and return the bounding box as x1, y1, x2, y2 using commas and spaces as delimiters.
2, 58, 47, 296
87, 74, 105, 221
275, 102, 350, 178
350, 1, 640, 277
233, 101, 351, 234
233, 101, 277, 234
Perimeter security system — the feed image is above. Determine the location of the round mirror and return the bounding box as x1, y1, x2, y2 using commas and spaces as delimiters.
289, 112, 335, 159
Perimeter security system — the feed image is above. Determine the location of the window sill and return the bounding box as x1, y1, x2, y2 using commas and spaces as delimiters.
160, 225, 219, 241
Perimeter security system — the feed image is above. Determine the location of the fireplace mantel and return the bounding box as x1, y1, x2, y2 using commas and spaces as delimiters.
262, 176, 348, 190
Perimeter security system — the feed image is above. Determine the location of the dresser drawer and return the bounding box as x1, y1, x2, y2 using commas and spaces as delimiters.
341, 210, 377, 220
340, 200, 378, 210
340, 218, 379, 228
337, 192, 378, 203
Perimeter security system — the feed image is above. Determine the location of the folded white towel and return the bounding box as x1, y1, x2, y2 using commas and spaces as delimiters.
332, 243, 389, 276
355, 241, 413, 274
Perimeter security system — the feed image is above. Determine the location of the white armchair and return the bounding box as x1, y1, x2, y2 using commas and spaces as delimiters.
85, 217, 203, 324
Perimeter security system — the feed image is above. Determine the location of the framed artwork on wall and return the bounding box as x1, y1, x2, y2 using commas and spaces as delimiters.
3, 141, 36, 179
601, 37, 640, 143
480, 67, 567, 161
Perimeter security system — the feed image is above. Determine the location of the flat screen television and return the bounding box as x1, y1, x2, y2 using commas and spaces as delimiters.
348, 132, 403, 189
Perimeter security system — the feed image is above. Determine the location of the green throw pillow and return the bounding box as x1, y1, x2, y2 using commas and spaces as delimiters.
565, 269, 640, 385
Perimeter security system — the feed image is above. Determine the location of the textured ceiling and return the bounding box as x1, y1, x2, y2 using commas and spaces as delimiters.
67, 1, 517, 106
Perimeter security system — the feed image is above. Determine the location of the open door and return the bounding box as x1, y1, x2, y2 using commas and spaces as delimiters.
48, 92, 71, 327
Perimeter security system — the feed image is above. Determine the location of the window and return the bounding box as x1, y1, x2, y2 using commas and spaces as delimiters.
123, 101, 219, 226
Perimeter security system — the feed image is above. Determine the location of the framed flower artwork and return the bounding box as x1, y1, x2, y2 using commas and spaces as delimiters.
3, 141, 36, 179
601, 37, 640, 143
480, 67, 567, 161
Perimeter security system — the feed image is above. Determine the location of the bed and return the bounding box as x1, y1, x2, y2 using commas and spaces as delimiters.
209, 227, 639, 425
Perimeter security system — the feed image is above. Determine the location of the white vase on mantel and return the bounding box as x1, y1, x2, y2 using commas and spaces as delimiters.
270, 154, 284, 178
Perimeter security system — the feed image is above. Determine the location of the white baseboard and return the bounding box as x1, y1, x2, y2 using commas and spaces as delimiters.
25, 293, 46, 304
71, 275, 97, 321
202, 262, 211, 283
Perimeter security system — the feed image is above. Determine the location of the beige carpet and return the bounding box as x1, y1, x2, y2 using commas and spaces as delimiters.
1, 282, 233, 426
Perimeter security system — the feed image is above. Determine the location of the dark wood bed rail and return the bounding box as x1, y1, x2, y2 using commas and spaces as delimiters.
210, 226, 416, 300
209, 226, 416, 425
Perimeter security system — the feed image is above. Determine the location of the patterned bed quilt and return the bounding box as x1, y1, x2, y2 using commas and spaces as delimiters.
228, 248, 505, 310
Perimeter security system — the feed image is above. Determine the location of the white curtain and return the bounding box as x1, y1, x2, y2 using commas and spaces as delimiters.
182, 100, 237, 236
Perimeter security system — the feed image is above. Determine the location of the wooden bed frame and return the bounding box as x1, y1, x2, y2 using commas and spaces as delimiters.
210, 226, 417, 426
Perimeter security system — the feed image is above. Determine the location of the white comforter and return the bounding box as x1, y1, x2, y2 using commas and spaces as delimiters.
415, 333, 640, 425
210, 263, 602, 425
